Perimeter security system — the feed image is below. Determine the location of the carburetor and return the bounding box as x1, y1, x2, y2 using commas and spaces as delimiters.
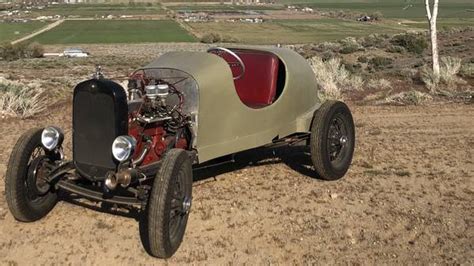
145, 84, 169, 107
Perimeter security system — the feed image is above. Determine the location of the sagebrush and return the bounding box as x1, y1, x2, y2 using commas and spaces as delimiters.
0, 77, 46, 118
380, 90, 432, 106
421, 56, 466, 94
309, 56, 363, 101
0, 42, 44, 61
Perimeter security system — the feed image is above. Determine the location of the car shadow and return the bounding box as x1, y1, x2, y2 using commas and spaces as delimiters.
59, 192, 155, 256
59, 192, 142, 220
58, 143, 322, 257
193, 144, 322, 182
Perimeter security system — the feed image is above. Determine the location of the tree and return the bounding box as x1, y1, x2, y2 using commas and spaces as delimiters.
425, 0, 440, 78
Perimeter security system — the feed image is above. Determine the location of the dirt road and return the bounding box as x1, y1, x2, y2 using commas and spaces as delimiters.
0, 103, 472, 264
11, 20, 64, 45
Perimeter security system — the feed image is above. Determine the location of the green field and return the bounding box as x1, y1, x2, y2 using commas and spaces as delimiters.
168, 4, 284, 12
27, 3, 164, 17
31, 20, 195, 44
402, 18, 474, 29
189, 18, 423, 44
277, 0, 473, 18
0, 21, 48, 42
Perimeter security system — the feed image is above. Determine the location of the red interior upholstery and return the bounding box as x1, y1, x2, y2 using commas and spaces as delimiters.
219, 49, 279, 108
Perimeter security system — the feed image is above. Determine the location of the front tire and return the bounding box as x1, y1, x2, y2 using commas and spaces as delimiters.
5, 128, 58, 222
310, 101, 355, 180
146, 149, 193, 258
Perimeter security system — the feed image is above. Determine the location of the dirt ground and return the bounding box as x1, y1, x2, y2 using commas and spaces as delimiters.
0, 102, 472, 264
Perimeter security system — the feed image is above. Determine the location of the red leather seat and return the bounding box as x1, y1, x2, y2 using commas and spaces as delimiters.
222, 49, 280, 108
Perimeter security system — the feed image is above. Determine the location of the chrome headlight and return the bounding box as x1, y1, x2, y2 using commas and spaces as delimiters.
41, 126, 64, 151
112, 136, 136, 162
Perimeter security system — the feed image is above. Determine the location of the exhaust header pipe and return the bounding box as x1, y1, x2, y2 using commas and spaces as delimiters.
104, 169, 138, 190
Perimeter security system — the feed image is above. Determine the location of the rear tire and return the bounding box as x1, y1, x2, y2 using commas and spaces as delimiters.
146, 149, 193, 258
310, 101, 355, 180
5, 128, 58, 222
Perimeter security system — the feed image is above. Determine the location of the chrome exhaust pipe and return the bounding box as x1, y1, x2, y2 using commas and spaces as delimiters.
104, 169, 139, 190
104, 172, 118, 190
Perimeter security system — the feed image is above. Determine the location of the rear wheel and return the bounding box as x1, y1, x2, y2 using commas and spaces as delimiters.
310, 101, 355, 180
146, 149, 193, 258
5, 128, 58, 222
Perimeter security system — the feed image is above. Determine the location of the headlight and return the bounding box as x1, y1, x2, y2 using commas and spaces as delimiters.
41, 126, 64, 151
112, 136, 136, 162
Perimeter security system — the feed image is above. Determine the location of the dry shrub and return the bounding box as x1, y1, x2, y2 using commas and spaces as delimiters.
316, 42, 341, 52
367, 78, 392, 90
379, 90, 432, 106
0, 42, 44, 61
309, 56, 364, 101
361, 34, 388, 48
0, 77, 46, 118
339, 37, 364, 54
200, 33, 221, 43
420, 67, 439, 92
390, 33, 427, 55
368, 56, 394, 70
460, 62, 473, 78
200, 33, 238, 43
440, 56, 463, 88
421, 56, 466, 94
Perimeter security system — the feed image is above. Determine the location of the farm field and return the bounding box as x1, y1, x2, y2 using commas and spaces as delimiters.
167, 4, 284, 11
31, 20, 196, 44
294, 3, 473, 19
24, 3, 165, 17
188, 19, 419, 44
402, 18, 474, 30
164, 0, 474, 19
0, 21, 48, 42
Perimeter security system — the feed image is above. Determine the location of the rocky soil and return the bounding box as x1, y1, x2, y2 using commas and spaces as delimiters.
0, 102, 472, 264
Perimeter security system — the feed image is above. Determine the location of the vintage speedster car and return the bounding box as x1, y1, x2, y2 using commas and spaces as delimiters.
5, 47, 355, 258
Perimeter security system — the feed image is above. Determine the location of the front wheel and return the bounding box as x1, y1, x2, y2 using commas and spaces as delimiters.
5, 128, 58, 222
145, 149, 193, 258
310, 101, 355, 180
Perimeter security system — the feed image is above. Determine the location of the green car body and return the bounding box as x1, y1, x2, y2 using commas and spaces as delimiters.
142, 46, 322, 163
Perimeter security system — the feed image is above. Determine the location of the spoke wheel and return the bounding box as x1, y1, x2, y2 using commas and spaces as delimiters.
145, 149, 192, 258
310, 101, 355, 180
5, 128, 58, 222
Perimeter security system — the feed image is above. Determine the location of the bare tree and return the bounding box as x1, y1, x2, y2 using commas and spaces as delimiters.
425, 0, 440, 78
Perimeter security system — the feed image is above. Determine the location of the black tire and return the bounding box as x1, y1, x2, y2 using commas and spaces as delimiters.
5, 128, 58, 222
146, 149, 193, 258
310, 101, 355, 180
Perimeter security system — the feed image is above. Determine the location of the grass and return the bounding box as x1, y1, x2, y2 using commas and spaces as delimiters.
0, 77, 46, 118
0, 21, 48, 42
189, 19, 415, 44
31, 20, 196, 44
277, 0, 473, 19
402, 18, 474, 30
26, 3, 165, 17
168, 4, 284, 11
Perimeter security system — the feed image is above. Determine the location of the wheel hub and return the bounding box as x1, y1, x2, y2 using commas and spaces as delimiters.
327, 116, 349, 162
339, 135, 348, 145
182, 196, 191, 213
28, 155, 52, 196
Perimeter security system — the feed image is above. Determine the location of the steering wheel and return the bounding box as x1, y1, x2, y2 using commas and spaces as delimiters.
207, 47, 246, 80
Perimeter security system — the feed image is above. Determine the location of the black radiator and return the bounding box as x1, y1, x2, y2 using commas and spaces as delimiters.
73, 79, 128, 180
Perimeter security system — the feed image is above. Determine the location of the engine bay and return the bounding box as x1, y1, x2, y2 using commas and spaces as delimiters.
125, 71, 195, 167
